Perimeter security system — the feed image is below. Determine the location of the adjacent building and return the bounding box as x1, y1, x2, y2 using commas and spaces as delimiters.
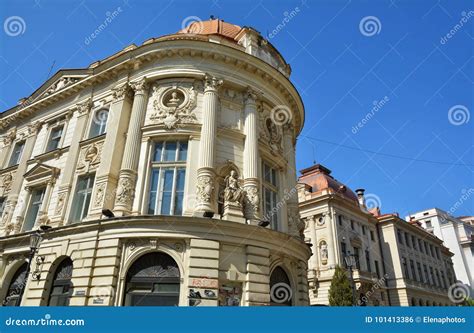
298, 164, 388, 306
377, 213, 455, 306
298, 164, 455, 306
406, 208, 473, 292
0, 19, 310, 307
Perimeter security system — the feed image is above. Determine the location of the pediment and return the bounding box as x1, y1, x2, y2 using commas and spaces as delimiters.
24, 163, 60, 182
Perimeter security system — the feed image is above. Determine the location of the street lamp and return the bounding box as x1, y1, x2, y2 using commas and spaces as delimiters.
344, 251, 357, 306
17, 229, 45, 305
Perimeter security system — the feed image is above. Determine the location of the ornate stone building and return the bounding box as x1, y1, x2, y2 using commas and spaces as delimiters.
298, 164, 455, 306
298, 164, 388, 306
0, 19, 309, 306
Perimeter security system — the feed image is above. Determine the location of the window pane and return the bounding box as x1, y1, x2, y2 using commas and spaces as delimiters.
89, 110, 108, 138
173, 168, 185, 215
23, 188, 45, 231
148, 169, 160, 214
160, 169, 174, 215
47, 126, 64, 151
163, 142, 177, 161
177, 142, 188, 161
153, 143, 163, 162
71, 174, 95, 223
9, 141, 25, 166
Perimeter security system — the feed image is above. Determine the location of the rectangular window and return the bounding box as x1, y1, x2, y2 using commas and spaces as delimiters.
397, 229, 403, 244
46, 125, 64, 152
8, 141, 25, 167
435, 247, 440, 260
370, 230, 375, 241
429, 266, 435, 286
429, 244, 434, 257
70, 174, 95, 223
440, 271, 446, 289
362, 225, 366, 235
417, 262, 423, 282
341, 242, 346, 265
402, 257, 409, 279
374, 260, 381, 279
365, 250, 371, 272
423, 264, 429, 284
435, 269, 440, 287
23, 187, 46, 231
405, 232, 410, 247
412, 236, 417, 250
424, 241, 429, 255
418, 239, 422, 252
338, 215, 343, 226
350, 220, 354, 230
148, 141, 187, 216
262, 162, 278, 230
425, 220, 432, 228
353, 247, 360, 270
410, 259, 416, 281
89, 109, 109, 138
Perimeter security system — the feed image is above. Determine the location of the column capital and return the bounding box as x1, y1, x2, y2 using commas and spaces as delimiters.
74, 98, 92, 115
204, 74, 223, 93
27, 121, 43, 137
2, 128, 17, 146
244, 87, 260, 105
130, 78, 148, 95
112, 83, 133, 102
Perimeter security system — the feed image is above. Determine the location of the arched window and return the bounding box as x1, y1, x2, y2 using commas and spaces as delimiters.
418, 299, 423, 306
48, 258, 73, 306
269, 266, 292, 306
411, 298, 416, 306
89, 109, 109, 138
124, 252, 180, 306
3, 263, 27, 306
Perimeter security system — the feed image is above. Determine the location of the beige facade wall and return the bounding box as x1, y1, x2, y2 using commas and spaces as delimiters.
0, 26, 309, 306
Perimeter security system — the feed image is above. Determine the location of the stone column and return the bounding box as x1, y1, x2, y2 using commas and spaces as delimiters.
243, 88, 261, 223
90, 84, 133, 218
114, 78, 149, 216
283, 124, 303, 238
53, 99, 91, 226
327, 207, 337, 268
194, 75, 222, 216
1, 122, 42, 234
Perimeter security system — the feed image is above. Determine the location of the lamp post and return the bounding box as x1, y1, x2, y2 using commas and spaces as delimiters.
344, 251, 357, 306
17, 230, 43, 305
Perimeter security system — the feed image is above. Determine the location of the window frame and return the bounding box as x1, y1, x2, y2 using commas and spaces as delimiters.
22, 186, 46, 232
45, 124, 65, 152
146, 140, 188, 216
8, 140, 25, 167
69, 173, 95, 223
262, 162, 279, 231
88, 108, 109, 138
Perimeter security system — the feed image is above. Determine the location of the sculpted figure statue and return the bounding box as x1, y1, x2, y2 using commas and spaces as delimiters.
223, 170, 244, 205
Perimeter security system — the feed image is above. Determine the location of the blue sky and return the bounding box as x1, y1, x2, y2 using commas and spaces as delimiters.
1, 0, 473, 218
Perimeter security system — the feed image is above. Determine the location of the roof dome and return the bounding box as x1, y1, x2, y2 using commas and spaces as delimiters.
178, 18, 243, 41
298, 164, 358, 203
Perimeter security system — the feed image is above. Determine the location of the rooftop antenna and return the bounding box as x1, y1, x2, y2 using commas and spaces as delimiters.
45, 60, 56, 81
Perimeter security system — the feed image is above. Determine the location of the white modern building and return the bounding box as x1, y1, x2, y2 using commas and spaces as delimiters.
407, 208, 474, 292
0, 18, 310, 306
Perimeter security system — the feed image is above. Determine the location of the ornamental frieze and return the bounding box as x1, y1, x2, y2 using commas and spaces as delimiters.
259, 110, 283, 154
149, 81, 198, 129
76, 141, 103, 172
42, 77, 81, 98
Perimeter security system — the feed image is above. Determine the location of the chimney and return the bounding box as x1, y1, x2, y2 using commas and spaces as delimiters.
355, 188, 366, 209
